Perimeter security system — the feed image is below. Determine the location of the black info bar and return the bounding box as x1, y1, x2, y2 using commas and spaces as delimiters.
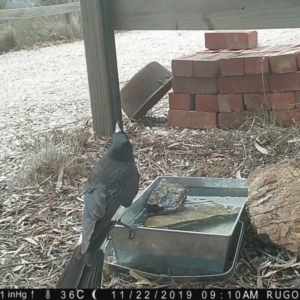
0, 289, 299, 300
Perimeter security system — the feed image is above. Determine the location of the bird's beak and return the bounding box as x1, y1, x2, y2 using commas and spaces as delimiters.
115, 122, 122, 133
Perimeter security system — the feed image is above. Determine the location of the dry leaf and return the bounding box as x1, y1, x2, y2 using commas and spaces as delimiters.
129, 269, 150, 282
16, 214, 31, 225
255, 140, 269, 155
257, 274, 263, 288
55, 166, 64, 192
13, 244, 25, 257
76, 197, 84, 203
13, 265, 24, 272
236, 170, 242, 179
129, 270, 153, 285
35, 263, 51, 269
24, 237, 38, 246
0, 216, 13, 223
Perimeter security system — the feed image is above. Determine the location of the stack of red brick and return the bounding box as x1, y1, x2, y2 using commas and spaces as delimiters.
168, 30, 300, 129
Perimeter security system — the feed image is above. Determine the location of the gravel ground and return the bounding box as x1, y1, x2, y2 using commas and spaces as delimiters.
1, 28, 300, 182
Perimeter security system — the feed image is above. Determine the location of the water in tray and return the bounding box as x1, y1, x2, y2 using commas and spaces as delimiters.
186, 195, 244, 209
144, 195, 245, 235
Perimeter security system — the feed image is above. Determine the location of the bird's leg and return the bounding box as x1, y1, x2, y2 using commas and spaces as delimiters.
117, 221, 137, 240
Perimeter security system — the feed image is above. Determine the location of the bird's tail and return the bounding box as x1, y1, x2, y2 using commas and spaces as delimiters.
56, 245, 105, 288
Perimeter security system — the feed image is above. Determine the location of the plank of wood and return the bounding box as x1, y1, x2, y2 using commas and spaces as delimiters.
103, 0, 123, 130
112, 0, 300, 30
0, 2, 80, 21
65, 0, 73, 25
80, 0, 120, 136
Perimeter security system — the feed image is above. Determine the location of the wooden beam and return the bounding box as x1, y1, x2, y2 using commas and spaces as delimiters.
80, 0, 122, 136
112, 0, 300, 30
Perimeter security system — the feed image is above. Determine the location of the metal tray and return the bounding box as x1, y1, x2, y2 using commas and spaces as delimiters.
108, 176, 247, 282
106, 221, 244, 283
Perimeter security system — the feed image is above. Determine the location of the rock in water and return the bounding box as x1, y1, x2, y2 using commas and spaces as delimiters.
145, 202, 238, 229
247, 159, 300, 252
147, 179, 187, 215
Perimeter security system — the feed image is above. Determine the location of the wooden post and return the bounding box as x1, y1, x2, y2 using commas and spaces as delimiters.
65, 0, 72, 25
80, 0, 122, 136
103, 0, 123, 130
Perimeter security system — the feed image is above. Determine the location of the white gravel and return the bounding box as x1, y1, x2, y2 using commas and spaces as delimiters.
1, 29, 300, 181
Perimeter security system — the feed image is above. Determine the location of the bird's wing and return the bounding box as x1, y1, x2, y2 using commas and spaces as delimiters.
80, 182, 107, 254
80, 175, 126, 255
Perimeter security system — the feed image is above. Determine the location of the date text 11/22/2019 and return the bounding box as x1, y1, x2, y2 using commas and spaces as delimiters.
110, 289, 300, 300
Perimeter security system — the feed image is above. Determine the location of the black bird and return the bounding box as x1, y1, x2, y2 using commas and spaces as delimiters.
56, 122, 139, 288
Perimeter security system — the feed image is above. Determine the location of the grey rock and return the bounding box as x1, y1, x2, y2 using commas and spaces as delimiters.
147, 179, 187, 215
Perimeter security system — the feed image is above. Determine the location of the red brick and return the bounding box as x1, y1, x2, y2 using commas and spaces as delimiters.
193, 53, 235, 77
194, 52, 219, 58
219, 75, 269, 94
281, 48, 300, 54
171, 54, 196, 77
220, 55, 244, 76
242, 46, 272, 54
205, 31, 258, 50
168, 93, 195, 110
193, 55, 221, 78
259, 46, 280, 53
172, 77, 218, 94
172, 52, 217, 77
243, 54, 269, 74
295, 91, 300, 108
261, 45, 293, 53
269, 72, 300, 92
269, 92, 295, 110
205, 32, 225, 50
168, 110, 216, 129
196, 95, 219, 112
218, 111, 254, 129
293, 45, 300, 55
296, 52, 300, 69
269, 51, 298, 74
218, 94, 244, 112
219, 49, 245, 54
196, 49, 219, 54
244, 93, 271, 111
271, 109, 300, 126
